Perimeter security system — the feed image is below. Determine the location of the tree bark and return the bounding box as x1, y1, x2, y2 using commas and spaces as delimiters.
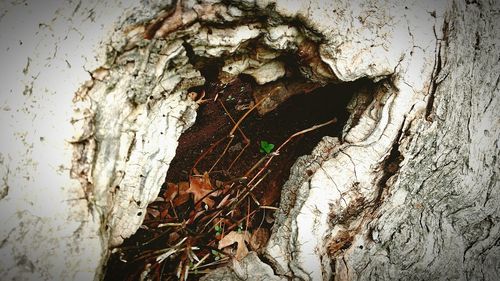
0, 0, 498, 281
330, 1, 500, 279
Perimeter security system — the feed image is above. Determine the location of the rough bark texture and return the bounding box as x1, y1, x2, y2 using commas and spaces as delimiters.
0, 1, 167, 280
336, 1, 500, 279
0, 0, 498, 280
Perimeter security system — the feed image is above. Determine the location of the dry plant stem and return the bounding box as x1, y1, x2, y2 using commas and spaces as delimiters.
191, 257, 230, 270
243, 154, 270, 178
198, 178, 256, 233
227, 142, 249, 172
247, 118, 337, 186
225, 209, 258, 234
230, 171, 269, 211
219, 100, 249, 142
198, 97, 259, 174
170, 199, 179, 219
191, 137, 226, 176
276, 117, 337, 156
259, 205, 279, 210
229, 95, 268, 137
208, 100, 240, 173
193, 253, 210, 269
223, 176, 248, 186
135, 246, 180, 262
208, 136, 234, 173
249, 192, 260, 206
120, 227, 172, 251
246, 198, 251, 232
158, 222, 183, 227
209, 99, 255, 173
200, 209, 224, 233
257, 209, 266, 229
191, 189, 218, 211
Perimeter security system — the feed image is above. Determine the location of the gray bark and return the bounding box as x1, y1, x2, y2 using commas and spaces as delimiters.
0, 0, 498, 280
338, 1, 500, 279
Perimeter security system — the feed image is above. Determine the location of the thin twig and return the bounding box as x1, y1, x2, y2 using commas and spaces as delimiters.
243, 154, 270, 178
208, 136, 234, 173
219, 100, 249, 142
230, 170, 269, 211
229, 96, 267, 137
248, 118, 337, 186
219, 100, 250, 172
227, 141, 249, 172
225, 209, 258, 233
246, 198, 250, 232
217, 99, 253, 172
191, 257, 229, 270
191, 137, 226, 176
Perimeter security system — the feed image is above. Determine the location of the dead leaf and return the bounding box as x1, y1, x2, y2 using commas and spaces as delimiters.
164, 182, 178, 201
164, 182, 190, 206
187, 172, 216, 208
218, 231, 250, 260
147, 208, 160, 218
172, 182, 190, 206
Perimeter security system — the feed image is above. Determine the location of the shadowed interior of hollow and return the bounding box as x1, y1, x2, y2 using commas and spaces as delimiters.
165, 74, 370, 208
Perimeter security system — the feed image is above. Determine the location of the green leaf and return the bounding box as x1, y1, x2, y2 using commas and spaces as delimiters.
260, 140, 275, 154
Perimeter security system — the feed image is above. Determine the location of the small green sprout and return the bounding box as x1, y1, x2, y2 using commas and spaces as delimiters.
211, 249, 225, 260
259, 140, 275, 154
214, 225, 222, 236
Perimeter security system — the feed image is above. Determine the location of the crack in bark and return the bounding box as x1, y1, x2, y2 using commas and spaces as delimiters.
0, 167, 9, 200
328, 118, 406, 278
426, 19, 449, 121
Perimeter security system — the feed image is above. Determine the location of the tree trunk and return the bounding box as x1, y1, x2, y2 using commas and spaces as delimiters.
0, 0, 498, 280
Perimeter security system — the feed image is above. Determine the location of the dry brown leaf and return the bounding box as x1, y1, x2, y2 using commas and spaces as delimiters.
172, 182, 190, 206
164, 181, 191, 207
172, 193, 191, 206
147, 208, 160, 218
163, 182, 178, 201
187, 172, 216, 208
218, 231, 250, 261
164, 181, 189, 197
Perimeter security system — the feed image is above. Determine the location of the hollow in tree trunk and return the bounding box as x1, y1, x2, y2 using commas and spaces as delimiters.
0, 0, 498, 280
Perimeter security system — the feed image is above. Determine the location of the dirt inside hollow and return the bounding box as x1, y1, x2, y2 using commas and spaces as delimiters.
167, 78, 358, 207
104, 59, 372, 279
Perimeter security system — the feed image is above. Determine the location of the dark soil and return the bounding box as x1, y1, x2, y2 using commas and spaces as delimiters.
166, 76, 364, 207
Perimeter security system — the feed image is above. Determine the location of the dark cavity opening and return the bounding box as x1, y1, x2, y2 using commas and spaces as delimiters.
167, 76, 368, 205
